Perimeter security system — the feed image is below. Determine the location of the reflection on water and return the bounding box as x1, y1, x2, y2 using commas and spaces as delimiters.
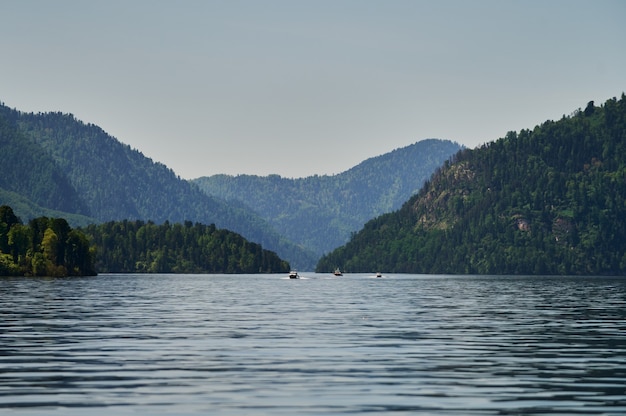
1, 274, 625, 415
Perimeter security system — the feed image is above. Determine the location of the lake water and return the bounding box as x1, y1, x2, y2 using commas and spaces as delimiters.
1, 273, 625, 415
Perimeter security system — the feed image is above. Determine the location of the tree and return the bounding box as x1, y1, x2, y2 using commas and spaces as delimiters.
8, 224, 30, 264
0, 205, 21, 253
41, 228, 59, 264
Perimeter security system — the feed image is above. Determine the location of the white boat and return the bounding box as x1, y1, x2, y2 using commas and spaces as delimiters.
289, 270, 299, 279
333, 268, 342, 276
376, 272, 382, 278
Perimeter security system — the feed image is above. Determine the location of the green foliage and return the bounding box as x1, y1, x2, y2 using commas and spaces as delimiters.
0, 205, 96, 276
0, 204, 288, 276
317, 95, 626, 275
81, 220, 290, 274
193, 140, 462, 260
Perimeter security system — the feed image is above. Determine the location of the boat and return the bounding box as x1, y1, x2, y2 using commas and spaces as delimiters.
289, 270, 299, 279
333, 268, 342, 276
376, 272, 382, 278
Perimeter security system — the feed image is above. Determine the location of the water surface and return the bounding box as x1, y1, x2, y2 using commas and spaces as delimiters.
1, 274, 625, 415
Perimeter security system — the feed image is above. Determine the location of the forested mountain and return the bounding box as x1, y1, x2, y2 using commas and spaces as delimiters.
0, 188, 96, 228
82, 220, 290, 274
0, 105, 89, 216
3, 100, 459, 270
0, 103, 313, 267
193, 139, 461, 258
317, 95, 626, 275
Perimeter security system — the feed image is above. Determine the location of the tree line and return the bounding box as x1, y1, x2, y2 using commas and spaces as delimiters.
1, 204, 290, 276
81, 220, 290, 274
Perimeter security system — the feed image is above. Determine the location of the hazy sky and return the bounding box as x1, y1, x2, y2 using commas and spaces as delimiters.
1, 1, 625, 179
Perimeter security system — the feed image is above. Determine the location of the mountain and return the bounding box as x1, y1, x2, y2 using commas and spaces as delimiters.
193, 139, 462, 260
0, 100, 460, 270
0, 105, 90, 216
0, 103, 312, 267
0, 188, 95, 227
317, 95, 626, 275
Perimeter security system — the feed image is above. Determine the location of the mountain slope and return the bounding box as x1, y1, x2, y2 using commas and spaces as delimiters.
0, 105, 90, 216
0, 104, 312, 267
193, 139, 461, 257
317, 95, 626, 275
0, 188, 95, 227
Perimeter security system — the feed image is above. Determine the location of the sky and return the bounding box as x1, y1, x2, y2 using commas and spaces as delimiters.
1, 1, 625, 179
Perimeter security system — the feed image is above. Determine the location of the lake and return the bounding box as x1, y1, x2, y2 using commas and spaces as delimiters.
1, 273, 625, 415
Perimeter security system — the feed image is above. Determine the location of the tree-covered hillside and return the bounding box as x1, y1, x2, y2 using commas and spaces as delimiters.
317, 95, 626, 275
193, 139, 461, 258
0, 103, 314, 268
0, 105, 90, 216
0, 188, 95, 228
82, 220, 290, 274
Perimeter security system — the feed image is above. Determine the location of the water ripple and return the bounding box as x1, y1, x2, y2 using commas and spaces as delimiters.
1, 274, 625, 415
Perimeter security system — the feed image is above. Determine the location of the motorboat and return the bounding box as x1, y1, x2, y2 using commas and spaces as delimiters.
376, 272, 382, 278
333, 268, 342, 276
289, 270, 299, 279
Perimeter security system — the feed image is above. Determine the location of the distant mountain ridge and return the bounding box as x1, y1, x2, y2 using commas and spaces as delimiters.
1, 101, 459, 269
0, 103, 313, 267
193, 139, 462, 260
317, 95, 626, 275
